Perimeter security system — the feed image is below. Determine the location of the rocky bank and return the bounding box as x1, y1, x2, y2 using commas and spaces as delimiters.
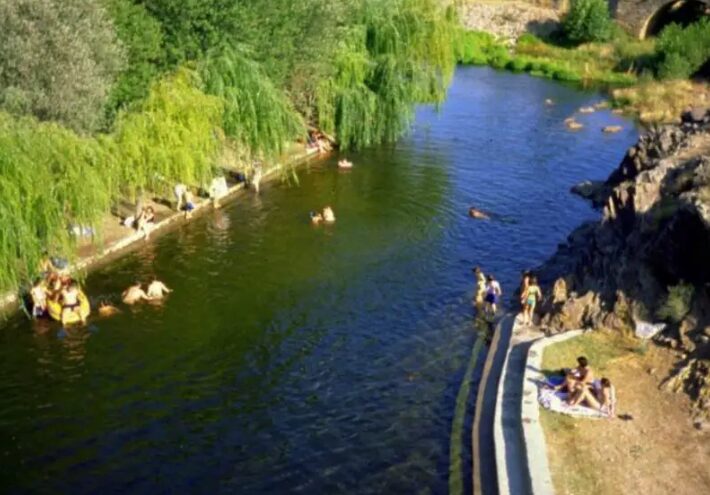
537, 108, 710, 421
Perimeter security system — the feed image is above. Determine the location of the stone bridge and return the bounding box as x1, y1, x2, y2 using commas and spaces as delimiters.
512, 0, 708, 38
611, 0, 709, 38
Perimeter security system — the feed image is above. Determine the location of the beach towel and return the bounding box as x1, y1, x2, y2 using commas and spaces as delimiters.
538, 376, 613, 419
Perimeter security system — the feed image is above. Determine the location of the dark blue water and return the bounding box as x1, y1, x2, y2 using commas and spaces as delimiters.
0, 67, 638, 494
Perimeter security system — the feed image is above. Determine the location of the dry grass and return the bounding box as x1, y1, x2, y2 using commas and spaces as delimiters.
612, 80, 710, 124
540, 330, 710, 495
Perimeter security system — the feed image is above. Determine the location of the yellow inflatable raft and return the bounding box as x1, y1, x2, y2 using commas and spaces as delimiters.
47, 291, 91, 324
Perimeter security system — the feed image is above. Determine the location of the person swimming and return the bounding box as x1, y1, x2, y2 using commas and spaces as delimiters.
310, 211, 324, 225
322, 206, 336, 223
98, 301, 120, 317
338, 159, 353, 169
146, 277, 172, 300
468, 207, 490, 220
122, 282, 153, 305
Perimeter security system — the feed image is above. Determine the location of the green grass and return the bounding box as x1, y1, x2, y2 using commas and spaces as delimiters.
541, 330, 630, 377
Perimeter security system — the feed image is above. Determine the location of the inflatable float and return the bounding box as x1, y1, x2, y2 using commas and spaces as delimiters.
47, 291, 90, 324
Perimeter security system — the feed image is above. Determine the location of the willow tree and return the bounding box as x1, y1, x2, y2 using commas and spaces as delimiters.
316, 0, 459, 149
0, 113, 113, 290
110, 67, 224, 200
200, 47, 305, 163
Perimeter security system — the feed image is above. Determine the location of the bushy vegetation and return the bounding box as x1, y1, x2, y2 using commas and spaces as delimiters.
0, 0, 458, 293
655, 18, 710, 80
0, 0, 125, 133
562, 0, 613, 44
656, 282, 695, 324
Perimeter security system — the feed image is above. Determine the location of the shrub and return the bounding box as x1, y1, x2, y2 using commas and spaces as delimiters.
562, 0, 613, 44
0, 0, 125, 133
656, 282, 695, 323
655, 18, 710, 80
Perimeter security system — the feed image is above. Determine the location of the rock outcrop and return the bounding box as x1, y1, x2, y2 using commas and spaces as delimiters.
538, 108, 710, 418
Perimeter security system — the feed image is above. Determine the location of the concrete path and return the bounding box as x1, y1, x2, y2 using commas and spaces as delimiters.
471, 314, 514, 495
493, 321, 545, 495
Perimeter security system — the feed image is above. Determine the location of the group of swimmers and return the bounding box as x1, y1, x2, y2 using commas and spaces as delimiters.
549, 356, 616, 417
29, 257, 174, 326
30, 272, 86, 325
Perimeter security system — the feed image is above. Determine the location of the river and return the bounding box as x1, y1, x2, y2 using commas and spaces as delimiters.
0, 67, 638, 494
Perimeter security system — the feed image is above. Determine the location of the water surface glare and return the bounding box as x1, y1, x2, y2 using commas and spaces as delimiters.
0, 67, 638, 493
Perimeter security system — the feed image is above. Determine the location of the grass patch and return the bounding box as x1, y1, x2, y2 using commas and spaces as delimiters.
541, 330, 631, 376
611, 79, 710, 124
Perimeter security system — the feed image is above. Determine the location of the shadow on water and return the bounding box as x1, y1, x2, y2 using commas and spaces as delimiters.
0, 67, 639, 494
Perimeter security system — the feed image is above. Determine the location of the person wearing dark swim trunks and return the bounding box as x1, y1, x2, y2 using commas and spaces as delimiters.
484, 275, 502, 316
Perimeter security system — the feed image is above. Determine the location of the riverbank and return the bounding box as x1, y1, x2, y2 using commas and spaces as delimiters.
0, 143, 324, 316
455, 2, 710, 124
541, 330, 710, 494
535, 108, 710, 421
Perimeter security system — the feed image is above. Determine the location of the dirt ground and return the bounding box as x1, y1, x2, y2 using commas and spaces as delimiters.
540, 331, 710, 495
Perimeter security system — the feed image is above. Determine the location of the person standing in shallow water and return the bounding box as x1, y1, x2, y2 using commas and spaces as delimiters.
472, 266, 487, 310
484, 275, 502, 316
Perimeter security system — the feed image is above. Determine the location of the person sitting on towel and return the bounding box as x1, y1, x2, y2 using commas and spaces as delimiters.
572, 356, 594, 388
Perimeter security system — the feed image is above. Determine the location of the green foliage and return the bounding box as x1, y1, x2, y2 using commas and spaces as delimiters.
104, 0, 166, 121
111, 68, 224, 200
655, 19, 710, 80
656, 282, 695, 324
562, 0, 613, 44
200, 48, 305, 161
0, 0, 125, 133
0, 113, 113, 289
317, 0, 458, 149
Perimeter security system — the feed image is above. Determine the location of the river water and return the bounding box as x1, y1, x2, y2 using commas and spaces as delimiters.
0, 67, 638, 494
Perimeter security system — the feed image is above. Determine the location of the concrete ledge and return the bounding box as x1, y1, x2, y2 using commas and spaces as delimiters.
521, 329, 584, 495
493, 323, 516, 495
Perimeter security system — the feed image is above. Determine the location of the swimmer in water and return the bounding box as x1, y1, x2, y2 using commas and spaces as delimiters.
468, 207, 490, 220
323, 206, 336, 223
122, 282, 153, 305
310, 211, 324, 225
98, 301, 120, 317
146, 277, 172, 300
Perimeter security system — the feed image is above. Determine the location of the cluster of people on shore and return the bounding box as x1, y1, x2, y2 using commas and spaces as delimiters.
548, 356, 616, 417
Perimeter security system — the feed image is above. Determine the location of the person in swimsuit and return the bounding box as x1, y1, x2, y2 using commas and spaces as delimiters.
122, 282, 153, 305
146, 277, 172, 300
30, 278, 48, 318
61, 280, 85, 325
174, 183, 187, 211
484, 275, 502, 316
569, 377, 615, 417
551, 368, 582, 395
322, 206, 336, 223
472, 266, 487, 310
572, 356, 594, 388
183, 190, 196, 218
522, 275, 542, 325
136, 206, 155, 240
468, 207, 490, 220
310, 211, 324, 225
98, 301, 120, 317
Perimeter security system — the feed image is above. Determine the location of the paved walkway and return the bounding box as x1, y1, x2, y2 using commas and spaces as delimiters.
472, 313, 545, 495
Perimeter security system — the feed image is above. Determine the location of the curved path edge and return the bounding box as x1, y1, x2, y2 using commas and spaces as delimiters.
521, 329, 584, 495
